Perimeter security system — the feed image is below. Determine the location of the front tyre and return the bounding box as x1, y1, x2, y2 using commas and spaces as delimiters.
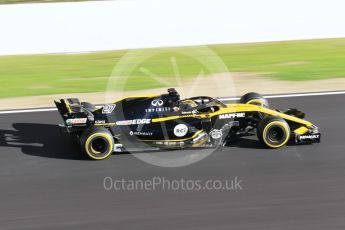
240, 92, 269, 108
257, 117, 290, 148
80, 127, 114, 160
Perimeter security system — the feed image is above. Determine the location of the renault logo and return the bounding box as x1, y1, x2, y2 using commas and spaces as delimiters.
151, 99, 164, 107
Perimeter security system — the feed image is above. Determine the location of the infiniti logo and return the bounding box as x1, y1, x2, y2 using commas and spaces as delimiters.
151, 99, 164, 107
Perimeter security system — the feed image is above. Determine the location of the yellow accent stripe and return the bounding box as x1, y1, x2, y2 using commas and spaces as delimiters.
260, 107, 312, 127
112, 95, 159, 104
142, 130, 204, 142
94, 95, 159, 113
152, 104, 313, 127
246, 99, 265, 106
64, 99, 72, 113
94, 123, 116, 126
294, 126, 309, 135
152, 115, 193, 122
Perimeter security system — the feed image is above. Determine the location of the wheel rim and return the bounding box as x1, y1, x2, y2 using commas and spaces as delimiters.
91, 137, 109, 154
268, 126, 285, 142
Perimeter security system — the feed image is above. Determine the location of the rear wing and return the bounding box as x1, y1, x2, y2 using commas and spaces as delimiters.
54, 99, 93, 128
54, 98, 83, 116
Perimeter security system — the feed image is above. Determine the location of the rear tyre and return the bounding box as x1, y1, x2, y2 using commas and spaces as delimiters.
80, 127, 114, 160
240, 92, 269, 108
257, 117, 290, 148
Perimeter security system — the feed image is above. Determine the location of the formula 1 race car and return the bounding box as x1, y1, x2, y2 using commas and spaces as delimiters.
55, 88, 321, 160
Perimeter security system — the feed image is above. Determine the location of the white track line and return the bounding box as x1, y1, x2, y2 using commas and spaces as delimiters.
1, 91, 345, 115
0, 108, 57, 114
218, 90, 345, 101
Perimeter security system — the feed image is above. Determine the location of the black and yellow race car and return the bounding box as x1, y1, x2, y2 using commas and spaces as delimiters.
55, 88, 320, 160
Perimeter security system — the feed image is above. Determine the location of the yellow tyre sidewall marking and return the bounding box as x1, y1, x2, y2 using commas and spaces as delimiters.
85, 133, 113, 160
262, 121, 290, 148
246, 99, 266, 107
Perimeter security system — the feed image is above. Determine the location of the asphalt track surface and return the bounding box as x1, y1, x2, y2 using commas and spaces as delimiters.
0, 94, 344, 230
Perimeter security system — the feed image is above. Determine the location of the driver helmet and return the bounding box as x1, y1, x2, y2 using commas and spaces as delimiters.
179, 100, 198, 110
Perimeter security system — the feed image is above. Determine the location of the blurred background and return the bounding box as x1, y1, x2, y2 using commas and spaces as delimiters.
1, 0, 345, 109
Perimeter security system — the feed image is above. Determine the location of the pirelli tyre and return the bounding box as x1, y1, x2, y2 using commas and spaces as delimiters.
80, 127, 114, 160
257, 117, 291, 148
240, 92, 269, 108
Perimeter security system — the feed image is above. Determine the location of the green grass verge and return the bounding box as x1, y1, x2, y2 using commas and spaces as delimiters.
1, 38, 345, 98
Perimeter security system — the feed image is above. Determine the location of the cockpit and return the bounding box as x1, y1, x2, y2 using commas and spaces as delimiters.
172, 96, 227, 114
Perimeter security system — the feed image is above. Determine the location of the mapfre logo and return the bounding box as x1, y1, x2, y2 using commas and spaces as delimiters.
151, 99, 164, 107
219, 113, 245, 119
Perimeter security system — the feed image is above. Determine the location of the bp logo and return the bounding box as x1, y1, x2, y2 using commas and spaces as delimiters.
173, 124, 188, 137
